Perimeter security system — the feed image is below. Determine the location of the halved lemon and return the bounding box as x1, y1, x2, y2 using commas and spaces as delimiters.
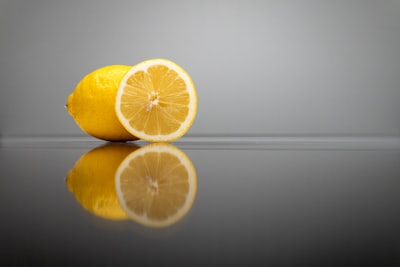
115, 143, 197, 228
115, 58, 197, 142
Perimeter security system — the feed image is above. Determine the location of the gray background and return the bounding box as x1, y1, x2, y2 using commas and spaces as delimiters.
1, 0, 400, 137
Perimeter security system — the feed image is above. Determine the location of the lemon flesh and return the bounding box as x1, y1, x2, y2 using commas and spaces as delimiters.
116, 59, 197, 142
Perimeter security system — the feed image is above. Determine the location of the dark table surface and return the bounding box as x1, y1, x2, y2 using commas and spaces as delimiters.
1, 136, 400, 267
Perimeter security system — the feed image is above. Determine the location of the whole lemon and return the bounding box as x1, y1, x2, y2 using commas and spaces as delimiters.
66, 143, 139, 220
67, 65, 137, 141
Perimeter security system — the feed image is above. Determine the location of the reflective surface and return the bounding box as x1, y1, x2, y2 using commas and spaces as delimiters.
1, 137, 400, 266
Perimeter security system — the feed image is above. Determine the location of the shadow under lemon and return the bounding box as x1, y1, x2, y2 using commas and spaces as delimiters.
66, 142, 197, 228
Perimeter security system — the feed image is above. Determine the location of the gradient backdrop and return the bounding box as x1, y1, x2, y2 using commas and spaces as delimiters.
1, 0, 400, 137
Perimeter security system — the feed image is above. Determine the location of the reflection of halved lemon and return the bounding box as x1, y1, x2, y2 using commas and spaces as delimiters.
115, 143, 197, 228
115, 58, 198, 142
66, 143, 139, 220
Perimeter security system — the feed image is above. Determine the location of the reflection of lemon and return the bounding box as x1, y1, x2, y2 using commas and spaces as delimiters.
66, 143, 139, 220
66, 65, 137, 141
115, 143, 197, 228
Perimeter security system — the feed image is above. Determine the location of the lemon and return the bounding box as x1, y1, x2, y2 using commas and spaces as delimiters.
66, 143, 139, 220
67, 59, 197, 142
67, 65, 138, 141
115, 58, 198, 142
115, 143, 197, 228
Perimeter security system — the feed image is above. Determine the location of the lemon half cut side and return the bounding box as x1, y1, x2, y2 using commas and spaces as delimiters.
115, 58, 198, 142
115, 143, 197, 228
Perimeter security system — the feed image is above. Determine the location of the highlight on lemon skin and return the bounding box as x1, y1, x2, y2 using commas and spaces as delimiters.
66, 142, 139, 220
115, 143, 197, 228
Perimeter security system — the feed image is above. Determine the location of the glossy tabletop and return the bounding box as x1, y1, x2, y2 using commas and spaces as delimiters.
1, 136, 400, 266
